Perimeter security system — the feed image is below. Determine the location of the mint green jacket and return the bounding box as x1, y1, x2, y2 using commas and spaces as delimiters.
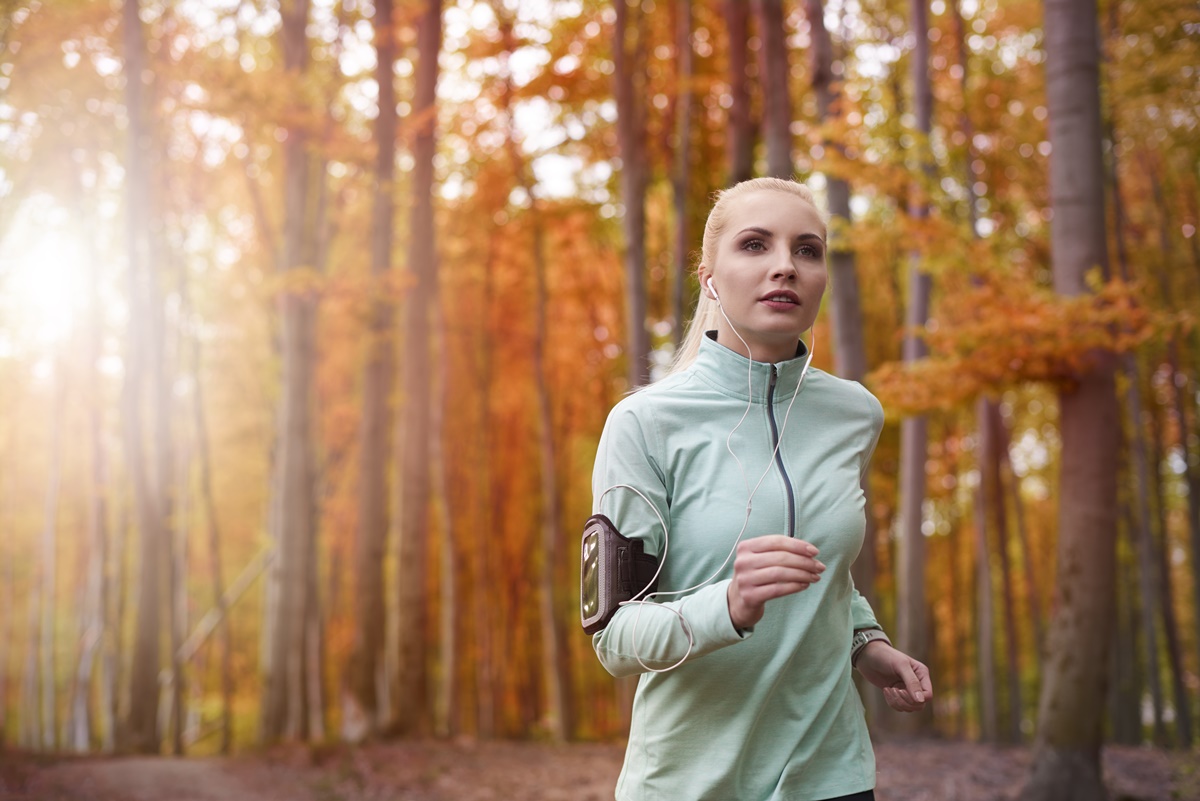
591, 333, 884, 801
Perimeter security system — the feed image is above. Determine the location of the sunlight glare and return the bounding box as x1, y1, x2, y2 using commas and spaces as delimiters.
0, 200, 90, 348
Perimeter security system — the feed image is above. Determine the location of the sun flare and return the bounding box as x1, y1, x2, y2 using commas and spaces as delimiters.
0, 196, 89, 349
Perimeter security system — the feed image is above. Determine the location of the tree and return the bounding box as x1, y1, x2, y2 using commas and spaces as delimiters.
756, 0, 793, 178
344, 0, 398, 743
613, 0, 650, 387
723, 0, 753, 185
1022, 0, 1121, 796
390, 0, 442, 736
671, 0, 693, 348
894, 0, 934, 730
262, 0, 322, 743
122, 0, 167, 754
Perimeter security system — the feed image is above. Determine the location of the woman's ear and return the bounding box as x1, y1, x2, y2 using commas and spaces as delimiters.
698, 267, 716, 300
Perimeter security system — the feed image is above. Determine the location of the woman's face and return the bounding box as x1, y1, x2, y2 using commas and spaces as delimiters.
701, 190, 827, 364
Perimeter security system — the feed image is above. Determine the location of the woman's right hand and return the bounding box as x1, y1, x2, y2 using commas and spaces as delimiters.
727, 535, 826, 631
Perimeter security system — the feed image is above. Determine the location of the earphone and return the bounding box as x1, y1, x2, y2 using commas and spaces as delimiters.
597, 287, 816, 673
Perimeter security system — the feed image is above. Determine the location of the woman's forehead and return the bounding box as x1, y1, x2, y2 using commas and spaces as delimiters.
723, 190, 824, 233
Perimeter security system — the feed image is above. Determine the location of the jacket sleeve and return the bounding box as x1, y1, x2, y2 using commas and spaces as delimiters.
588, 401, 747, 678
850, 583, 881, 632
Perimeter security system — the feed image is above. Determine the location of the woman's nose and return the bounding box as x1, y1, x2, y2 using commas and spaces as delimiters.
771, 254, 798, 279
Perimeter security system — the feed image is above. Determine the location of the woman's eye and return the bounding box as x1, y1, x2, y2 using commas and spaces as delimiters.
742, 239, 766, 251
795, 245, 821, 258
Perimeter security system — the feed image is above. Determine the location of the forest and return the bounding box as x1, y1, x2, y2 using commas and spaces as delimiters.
0, 0, 1197, 798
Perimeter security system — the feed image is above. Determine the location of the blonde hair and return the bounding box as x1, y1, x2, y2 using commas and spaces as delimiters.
666, 177, 828, 375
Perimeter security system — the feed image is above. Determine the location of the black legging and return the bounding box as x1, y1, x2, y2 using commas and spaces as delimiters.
829, 792, 875, 801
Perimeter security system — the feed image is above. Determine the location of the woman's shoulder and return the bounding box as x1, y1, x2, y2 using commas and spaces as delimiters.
807, 369, 884, 423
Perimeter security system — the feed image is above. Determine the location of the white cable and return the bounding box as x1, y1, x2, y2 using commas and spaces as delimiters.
598, 302, 815, 674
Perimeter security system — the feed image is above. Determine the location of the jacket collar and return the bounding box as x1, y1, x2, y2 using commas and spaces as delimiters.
692, 331, 812, 403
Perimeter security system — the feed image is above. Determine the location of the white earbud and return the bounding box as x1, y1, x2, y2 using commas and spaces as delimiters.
707, 278, 720, 302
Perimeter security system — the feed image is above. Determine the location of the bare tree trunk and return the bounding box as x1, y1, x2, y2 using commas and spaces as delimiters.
0, 458, 12, 749
895, 0, 934, 733
671, 0, 693, 349
39, 356, 66, 752
21, 563, 40, 749
344, 0, 397, 743
1108, 542, 1141, 745
1023, 1, 1120, 796
973, 432, 999, 743
756, 0, 793, 178
67, 194, 110, 753
472, 234, 498, 739
122, 0, 164, 755
262, 0, 320, 744
1141, 160, 1200, 685
723, 0, 753, 185
390, 0, 441, 737
985, 402, 1023, 742
996, 418, 1044, 671
169, 384, 188, 756
431, 307, 457, 737
1105, 124, 1167, 746
190, 322, 233, 753
1149, 397, 1193, 747
613, 0, 650, 388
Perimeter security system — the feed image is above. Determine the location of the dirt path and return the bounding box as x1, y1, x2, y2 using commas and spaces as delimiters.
1, 739, 1192, 801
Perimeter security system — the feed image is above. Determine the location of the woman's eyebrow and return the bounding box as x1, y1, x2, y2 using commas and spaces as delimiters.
735, 227, 826, 244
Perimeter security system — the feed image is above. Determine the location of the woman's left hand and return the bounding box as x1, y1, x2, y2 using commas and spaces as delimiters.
855, 642, 932, 713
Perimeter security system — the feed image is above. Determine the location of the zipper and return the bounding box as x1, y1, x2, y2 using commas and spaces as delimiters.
766, 365, 797, 538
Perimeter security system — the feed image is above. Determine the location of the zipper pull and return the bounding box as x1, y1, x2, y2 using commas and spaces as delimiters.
769, 365, 777, 388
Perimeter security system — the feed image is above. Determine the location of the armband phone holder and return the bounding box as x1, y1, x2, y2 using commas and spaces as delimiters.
580, 513, 660, 634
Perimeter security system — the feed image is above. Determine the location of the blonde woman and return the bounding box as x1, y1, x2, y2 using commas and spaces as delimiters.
589, 177, 931, 801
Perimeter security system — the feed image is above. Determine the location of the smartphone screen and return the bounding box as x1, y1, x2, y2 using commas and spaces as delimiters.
581, 527, 601, 622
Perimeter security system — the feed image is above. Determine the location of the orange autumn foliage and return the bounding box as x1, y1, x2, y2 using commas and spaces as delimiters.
868, 276, 1186, 415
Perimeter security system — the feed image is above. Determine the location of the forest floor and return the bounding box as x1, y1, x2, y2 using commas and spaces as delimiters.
1, 737, 1196, 801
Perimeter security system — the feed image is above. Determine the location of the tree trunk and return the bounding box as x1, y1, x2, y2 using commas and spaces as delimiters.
122, 0, 165, 755
671, 0, 693, 349
344, 0, 397, 743
973, 440, 999, 743
1122, 357, 1167, 746
68, 193, 109, 753
1142, 161, 1200, 684
996, 417, 1044, 671
0, 457, 12, 749
986, 402, 1023, 743
613, 0, 650, 388
390, 0, 441, 737
1023, 1, 1120, 796
261, 0, 320, 744
190, 300, 234, 754
473, 225, 498, 739
723, 0, 753, 185
756, 0, 792, 178
1108, 541, 1141, 745
1149, 396, 1193, 747
431, 306, 457, 737
39, 356, 66, 752
895, 0, 934, 732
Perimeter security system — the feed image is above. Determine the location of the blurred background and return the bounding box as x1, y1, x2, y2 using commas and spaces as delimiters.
0, 0, 1196, 767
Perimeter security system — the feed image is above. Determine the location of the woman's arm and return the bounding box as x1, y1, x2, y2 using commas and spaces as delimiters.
589, 403, 748, 677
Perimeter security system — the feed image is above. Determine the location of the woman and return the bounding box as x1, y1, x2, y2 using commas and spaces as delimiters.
590, 177, 931, 801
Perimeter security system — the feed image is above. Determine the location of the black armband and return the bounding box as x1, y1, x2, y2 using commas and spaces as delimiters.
580, 514, 660, 635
